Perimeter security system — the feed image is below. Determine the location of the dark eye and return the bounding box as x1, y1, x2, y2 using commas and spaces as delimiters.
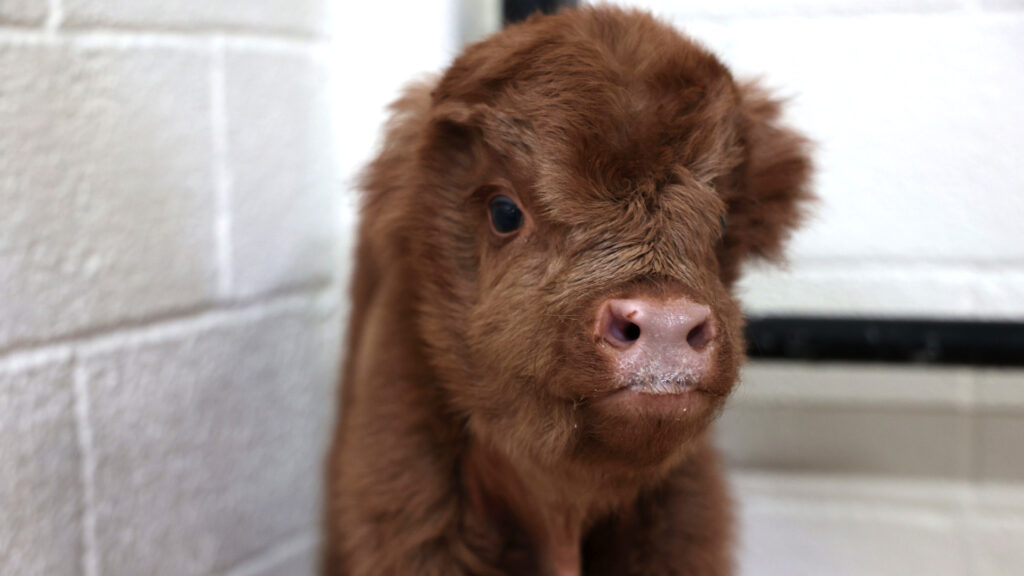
489, 195, 524, 234
719, 216, 728, 235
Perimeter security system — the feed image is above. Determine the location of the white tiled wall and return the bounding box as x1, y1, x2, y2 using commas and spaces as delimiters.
0, 1, 339, 574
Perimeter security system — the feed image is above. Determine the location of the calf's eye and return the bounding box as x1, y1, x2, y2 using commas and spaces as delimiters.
489, 195, 524, 234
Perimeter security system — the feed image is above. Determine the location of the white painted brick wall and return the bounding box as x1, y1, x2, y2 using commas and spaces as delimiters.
0, 352, 81, 576
0, 1, 339, 574
80, 302, 337, 576
0, 42, 218, 350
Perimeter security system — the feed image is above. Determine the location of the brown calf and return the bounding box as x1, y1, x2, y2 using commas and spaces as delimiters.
324, 6, 813, 575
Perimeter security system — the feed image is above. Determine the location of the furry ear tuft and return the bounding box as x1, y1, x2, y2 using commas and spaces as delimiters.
718, 81, 815, 285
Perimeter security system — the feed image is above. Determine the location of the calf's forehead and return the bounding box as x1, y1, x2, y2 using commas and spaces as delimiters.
525, 101, 738, 230
507, 69, 741, 221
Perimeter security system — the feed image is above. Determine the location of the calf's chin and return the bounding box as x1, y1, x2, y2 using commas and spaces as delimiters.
325, 6, 813, 576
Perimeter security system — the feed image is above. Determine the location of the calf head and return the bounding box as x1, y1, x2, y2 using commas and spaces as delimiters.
389, 8, 811, 487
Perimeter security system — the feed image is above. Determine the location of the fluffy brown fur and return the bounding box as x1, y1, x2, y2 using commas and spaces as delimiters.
324, 6, 812, 576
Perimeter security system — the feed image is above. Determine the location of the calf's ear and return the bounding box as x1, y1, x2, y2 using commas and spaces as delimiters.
717, 81, 815, 285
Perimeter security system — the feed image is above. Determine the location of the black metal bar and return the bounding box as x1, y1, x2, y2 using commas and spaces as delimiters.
745, 317, 1024, 367
504, 0, 578, 25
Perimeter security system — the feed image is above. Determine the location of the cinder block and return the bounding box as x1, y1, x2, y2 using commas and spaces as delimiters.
80, 307, 339, 576
729, 472, 970, 576
717, 404, 971, 478
738, 264, 1024, 319
731, 471, 970, 514
677, 14, 1024, 264
966, 518, 1024, 576
62, 0, 329, 36
975, 369, 1024, 410
968, 486, 1024, 573
735, 263, 981, 318
735, 505, 966, 576
225, 49, 338, 297
974, 412, 1024, 482
0, 354, 82, 576
734, 362, 973, 409
0, 44, 217, 350
0, 0, 47, 25
974, 483, 1024, 517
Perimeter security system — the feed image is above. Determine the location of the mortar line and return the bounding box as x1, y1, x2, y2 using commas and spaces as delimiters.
0, 27, 328, 51
44, 0, 63, 33
0, 280, 334, 362
72, 359, 100, 576
211, 35, 234, 298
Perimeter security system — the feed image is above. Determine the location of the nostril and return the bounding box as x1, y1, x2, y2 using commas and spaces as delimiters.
686, 320, 713, 350
621, 321, 641, 342
608, 315, 641, 345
